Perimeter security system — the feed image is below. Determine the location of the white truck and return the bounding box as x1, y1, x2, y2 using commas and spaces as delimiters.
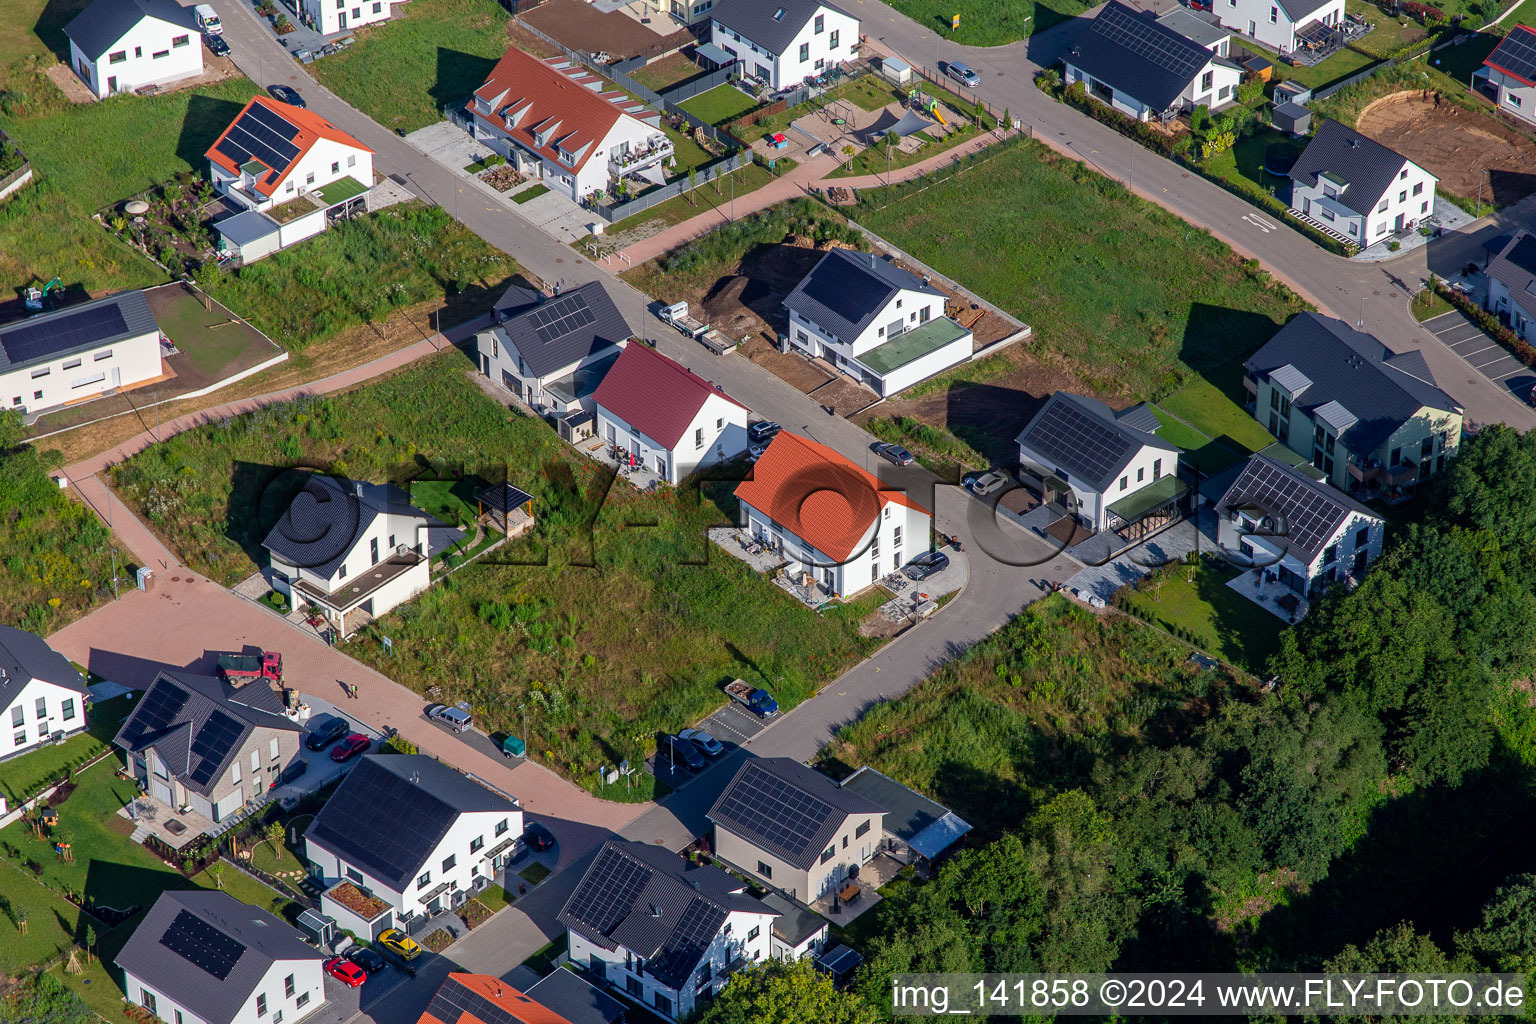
195, 4, 222, 32
659, 301, 707, 339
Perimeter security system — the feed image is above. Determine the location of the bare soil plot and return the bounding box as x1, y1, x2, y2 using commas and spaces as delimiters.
1357, 91, 1536, 206
739, 336, 834, 393
521, 0, 690, 59
807, 375, 877, 415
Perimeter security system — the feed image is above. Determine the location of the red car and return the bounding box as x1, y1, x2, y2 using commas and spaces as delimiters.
330, 733, 370, 762
325, 957, 366, 988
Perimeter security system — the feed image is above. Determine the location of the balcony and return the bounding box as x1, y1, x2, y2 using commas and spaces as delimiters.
1347, 458, 1383, 484
610, 136, 675, 174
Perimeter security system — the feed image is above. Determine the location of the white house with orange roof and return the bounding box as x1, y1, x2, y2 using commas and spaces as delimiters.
466, 47, 672, 203
592, 343, 751, 485
734, 431, 931, 598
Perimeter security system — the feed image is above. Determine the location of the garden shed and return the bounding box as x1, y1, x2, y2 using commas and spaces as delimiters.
880, 56, 912, 85
215, 209, 282, 263
1272, 100, 1311, 136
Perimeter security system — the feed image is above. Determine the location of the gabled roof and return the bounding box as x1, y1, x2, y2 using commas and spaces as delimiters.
305, 755, 517, 892
0, 625, 87, 707
1244, 313, 1459, 454
1015, 392, 1178, 493
419, 972, 576, 1024
114, 671, 301, 797
490, 281, 632, 380
262, 476, 437, 580
708, 758, 885, 871
116, 890, 321, 1024
1485, 24, 1536, 87
1156, 6, 1229, 50
838, 766, 971, 860
783, 248, 944, 344
206, 96, 373, 199
1065, 1, 1218, 113
1216, 453, 1382, 562
559, 840, 771, 990
0, 290, 158, 374
710, 0, 858, 55
468, 47, 657, 177
1487, 229, 1536, 319
733, 432, 930, 562
65, 0, 198, 61
1289, 119, 1424, 217
592, 342, 748, 450
1277, 0, 1349, 24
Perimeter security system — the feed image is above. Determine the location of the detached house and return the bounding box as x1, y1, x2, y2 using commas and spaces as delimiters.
1243, 312, 1462, 501
0, 290, 164, 416
709, 0, 859, 90
783, 248, 973, 398
1478, 26, 1536, 124
1485, 230, 1536, 339
1216, 453, 1385, 595
476, 282, 632, 415
1015, 393, 1184, 536
299, 0, 399, 35
306, 755, 523, 932
1288, 119, 1436, 247
118, 890, 326, 1024
592, 343, 750, 484
560, 839, 778, 1020
65, 0, 203, 99
0, 625, 89, 763
1211, 0, 1343, 55
468, 47, 671, 203
263, 476, 462, 638
1063, 1, 1243, 122
735, 431, 932, 598
114, 670, 304, 828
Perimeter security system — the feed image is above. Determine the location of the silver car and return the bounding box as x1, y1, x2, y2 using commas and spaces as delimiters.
945, 61, 981, 89
427, 702, 473, 732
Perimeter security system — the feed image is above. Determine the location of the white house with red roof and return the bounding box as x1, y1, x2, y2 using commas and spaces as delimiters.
735, 432, 931, 598
205, 96, 374, 216
466, 47, 672, 203
592, 343, 750, 485
1478, 26, 1536, 124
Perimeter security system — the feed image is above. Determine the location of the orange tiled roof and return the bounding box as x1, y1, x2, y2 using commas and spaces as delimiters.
417, 973, 575, 1024
205, 95, 373, 198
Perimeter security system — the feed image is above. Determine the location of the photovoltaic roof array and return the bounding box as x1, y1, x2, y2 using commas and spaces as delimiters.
425, 979, 530, 1024
713, 768, 833, 860
1021, 398, 1136, 486
0, 305, 127, 367
1092, 0, 1207, 80
1490, 27, 1536, 85
118, 682, 190, 748
188, 710, 245, 787
564, 845, 650, 935
1222, 457, 1362, 558
306, 760, 460, 886
529, 293, 597, 343
160, 909, 246, 980
216, 102, 302, 177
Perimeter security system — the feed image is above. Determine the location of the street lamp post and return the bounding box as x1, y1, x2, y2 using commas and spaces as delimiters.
1358, 296, 1367, 328
519, 702, 528, 754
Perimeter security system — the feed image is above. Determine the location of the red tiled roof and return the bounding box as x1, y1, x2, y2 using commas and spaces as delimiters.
467, 47, 657, 176
734, 432, 929, 562
592, 342, 749, 449
205, 96, 373, 198
417, 973, 575, 1024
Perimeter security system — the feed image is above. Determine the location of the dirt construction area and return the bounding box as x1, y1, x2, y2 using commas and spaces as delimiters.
1356, 91, 1536, 206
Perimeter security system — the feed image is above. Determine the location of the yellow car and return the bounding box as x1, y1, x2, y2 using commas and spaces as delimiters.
377, 928, 421, 961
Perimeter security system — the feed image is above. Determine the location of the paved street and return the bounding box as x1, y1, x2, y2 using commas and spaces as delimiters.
1422, 308, 1536, 404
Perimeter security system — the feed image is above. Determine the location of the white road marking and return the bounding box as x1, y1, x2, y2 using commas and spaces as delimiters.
1241, 213, 1274, 233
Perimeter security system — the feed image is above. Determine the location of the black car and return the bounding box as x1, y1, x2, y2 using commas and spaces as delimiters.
305, 716, 349, 751
904, 550, 951, 581
267, 84, 306, 107
747, 421, 781, 444
205, 33, 230, 57
663, 734, 706, 771
524, 822, 556, 851
349, 947, 387, 975
872, 442, 915, 466
269, 760, 308, 790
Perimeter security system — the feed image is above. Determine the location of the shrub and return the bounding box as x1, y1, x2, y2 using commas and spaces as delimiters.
1434, 280, 1536, 366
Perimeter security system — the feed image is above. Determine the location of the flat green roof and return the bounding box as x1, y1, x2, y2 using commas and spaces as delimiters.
313, 176, 369, 206
1106, 474, 1187, 523
857, 317, 970, 376
1258, 442, 1326, 480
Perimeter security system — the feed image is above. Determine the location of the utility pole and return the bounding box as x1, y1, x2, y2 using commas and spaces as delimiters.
519, 702, 528, 750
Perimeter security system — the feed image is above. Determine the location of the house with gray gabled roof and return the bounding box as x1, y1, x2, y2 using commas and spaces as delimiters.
1211, 0, 1343, 57
559, 839, 778, 1020
65, 0, 203, 99
838, 765, 972, 864
708, 0, 859, 88
475, 282, 631, 416
1015, 392, 1184, 536
114, 670, 303, 837
117, 889, 325, 1024
1288, 120, 1436, 249
1243, 313, 1462, 501
0, 290, 165, 417
1215, 452, 1384, 598
263, 475, 463, 639
783, 248, 973, 397
1486, 229, 1536, 340
0, 625, 89, 764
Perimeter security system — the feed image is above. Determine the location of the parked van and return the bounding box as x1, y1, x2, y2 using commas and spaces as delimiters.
195, 4, 222, 33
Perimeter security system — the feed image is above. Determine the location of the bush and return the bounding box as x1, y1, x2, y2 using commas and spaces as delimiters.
1434, 280, 1536, 366
1399, 0, 1445, 21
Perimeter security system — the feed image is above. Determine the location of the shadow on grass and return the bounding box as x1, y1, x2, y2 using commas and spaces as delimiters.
433, 47, 499, 118
225, 461, 318, 571
34, 0, 92, 61
1180, 303, 1285, 382
178, 93, 255, 182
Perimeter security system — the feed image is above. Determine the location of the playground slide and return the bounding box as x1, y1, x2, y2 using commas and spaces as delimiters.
931, 105, 947, 125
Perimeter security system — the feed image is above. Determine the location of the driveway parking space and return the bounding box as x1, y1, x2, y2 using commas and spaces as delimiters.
696, 703, 766, 746
1422, 310, 1536, 403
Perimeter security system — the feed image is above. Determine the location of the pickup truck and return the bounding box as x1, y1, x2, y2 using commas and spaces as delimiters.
659, 301, 708, 339
218, 650, 283, 685
725, 679, 779, 718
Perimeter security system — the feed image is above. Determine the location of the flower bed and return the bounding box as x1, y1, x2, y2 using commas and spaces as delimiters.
422, 928, 454, 953
479, 165, 523, 192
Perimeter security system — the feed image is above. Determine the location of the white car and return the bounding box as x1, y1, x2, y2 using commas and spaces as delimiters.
970, 470, 1011, 496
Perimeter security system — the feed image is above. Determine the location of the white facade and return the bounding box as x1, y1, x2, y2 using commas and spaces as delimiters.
300, 0, 397, 35
786, 286, 972, 397
1063, 55, 1241, 121
1213, 0, 1344, 52
570, 906, 776, 1020
1018, 438, 1178, 532
476, 331, 625, 414
70, 15, 202, 99
124, 958, 324, 1024
1489, 273, 1536, 338
740, 495, 930, 598
710, 5, 860, 89
1484, 66, 1536, 124
212, 135, 373, 214
1, 327, 160, 415
470, 103, 662, 203
268, 515, 431, 632
595, 392, 748, 485
1289, 159, 1435, 247
1219, 504, 1383, 594
0, 680, 87, 761
306, 808, 524, 921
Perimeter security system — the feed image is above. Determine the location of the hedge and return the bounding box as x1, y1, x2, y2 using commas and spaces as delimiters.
1433, 279, 1536, 366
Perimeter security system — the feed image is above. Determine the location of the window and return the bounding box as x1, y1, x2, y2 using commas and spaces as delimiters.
338, 563, 348, 579
95, 349, 113, 361
252, 749, 260, 772
269, 737, 279, 760
258, 994, 268, 1016
134, 47, 142, 57
856, 819, 871, 838
1421, 201, 1429, 214
1137, 467, 1145, 482
1319, 207, 1335, 222
306, 172, 316, 185
1389, 446, 1402, 467
695, 427, 704, 448
109, 50, 126, 63
296, 992, 310, 1009
232, 762, 241, 784
1153, 458, 1162, 477
1376, 200, 1388, 214
31, 390, 41, 401
1356, 525, 1371, 547
72, 373, 106, 390
62, 699, 75, 722
1119, 475, 1128, 492
1322, 183, 1338, 199
30, 368, 48, 379
274, 1013, 283, 1023
1323, 543, 1339, 564
345, 866, 364, 883
370, 537, 379, 564
820, 845, 836, 864
1201, 70, 1213, 90
815, 13, 824, 31
893, 525, 902, 546
331, 161, 340, 174
748, 925, 760, 941
418, 871, 432, 889
36, 697, 46, 718
495, 818, 509, 836
799, 42, 809, 62
285, 975, 296, 998
173, 34, 190, 46
1412, 182, 1423, 196
143, 992, 158, 1016
1399, 168, 1408, 180
470, 835, 484, 853
348, 154, 357, 167
176, 1012, 185, 1024
11, 706, 22, 727
153, 50, 169, 59
829, 29, 839, 47
13, 729, 25, 747
63, 359, 80, 370
442, 854, 456, 872
1512, 94, 1524, 108
1269, 4, 1277, 20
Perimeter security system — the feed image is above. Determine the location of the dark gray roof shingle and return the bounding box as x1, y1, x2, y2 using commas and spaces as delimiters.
707, 757, 885, 870
1215, 453, 1381, 561
115, 890, 322, 1024
1243, 313, 1459, 455
0, 625, 86, 706
1487, 229, 1536, 320
65, 0, 200, 61
0, 290, 158, 374
491, 281, 630, 380
1015, 392, 1178, 493
1289, 119, 1417, 216
838, 766, 971, 860
710, 0, 857, 55
262, 476, 443, 579
1066, 1, 1218, 113
783, 248, 943, 344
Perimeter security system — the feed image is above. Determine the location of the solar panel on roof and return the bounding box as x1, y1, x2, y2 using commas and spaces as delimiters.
648, 897, 720, 981
120, 682, 190, 746
1230, 459, 1353, 557
308, 760, 462, 884
530, 294, 597, 344
160, 909, 245, 980
188, 710, 245, 786
245, 100, 302, 141
716, 767, 834, 859
1023, 400, 1135, 485
566, 846, 651, 933
1491, 29, 1536, 84
216, 105, 302, 180
1092, 2, 1205, 77
0, 304, 129, 366
425, 978, 532, 1024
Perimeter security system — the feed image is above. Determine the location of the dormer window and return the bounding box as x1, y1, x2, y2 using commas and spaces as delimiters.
773, 6, 786, 18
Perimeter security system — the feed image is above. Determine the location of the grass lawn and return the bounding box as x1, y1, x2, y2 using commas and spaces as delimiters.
309, 0, 515, 133
1116, 560, 1283, 672
0, 696, 133, 804
1498, 0, 1536, 29
679, 84, 761, 126
1346, 0, 1430, 58
410, 478, 480, 528
194, 862, 298, 921
827, 124, 990, 180
0, 0, 89, 119
855, 139, 1309, 403
465, 154, 506, 174
110, 353, 892, 797
520, 934, 567, 972
519, 862, 551, 885
1204, 126, 1301, 195
474, 883, 511, 911
629, 53, 704, 92
876, 0, 1075, 44
1158, 377, 1277, 453
660, 123, 715, 175
48, 955, 136, 1023
512, 184, 551, 204
1427, 31, 1498, 82
1149, 407, 1244, 476
1411, 288, 1453, 322
1261, 41, 1380, 91
0, 856, 88, 975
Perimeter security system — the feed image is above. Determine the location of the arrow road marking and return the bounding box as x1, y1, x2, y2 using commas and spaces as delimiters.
1242, 213, 1275, 233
